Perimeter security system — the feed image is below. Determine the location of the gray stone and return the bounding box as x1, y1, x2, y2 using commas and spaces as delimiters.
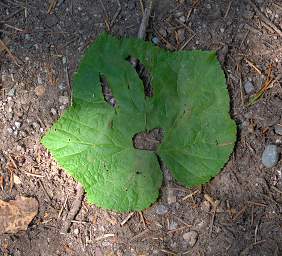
168, 221, 178, 230
62, 56, 67, 65
179, 16, 186, 23
50, 108, 57, 116
151, 37, 159, 45
14, 121, 21, 129
274, 124, 282, 135
183, 230, 198, 247
7, 88, 16, 97
58, 82, 66, 91
261, 144, 279, 168
155, 204, 168, 215
244, 80, 255, 94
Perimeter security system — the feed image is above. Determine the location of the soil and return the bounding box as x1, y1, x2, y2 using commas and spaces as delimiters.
0, 0, 282, 255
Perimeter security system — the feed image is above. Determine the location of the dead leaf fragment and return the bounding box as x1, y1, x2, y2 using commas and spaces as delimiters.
0, 196, 38, 234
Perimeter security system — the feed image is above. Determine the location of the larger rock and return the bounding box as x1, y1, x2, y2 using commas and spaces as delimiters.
183, 230, 198, 247
261, 144, 279, 168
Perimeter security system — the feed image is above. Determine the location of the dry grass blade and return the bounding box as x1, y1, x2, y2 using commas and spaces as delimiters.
110, 0, 122, 27
121, 212, 135, 226
47, 0, 57, 14
248, 64, 274, 105
0, 39, 20, 66
244, 58, 262, 75
95, 234, 115, 241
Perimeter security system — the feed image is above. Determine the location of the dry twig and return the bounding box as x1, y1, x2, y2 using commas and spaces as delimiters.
121, 212, 135, 226
61, 184, 84, 234
0, 39, 20, 66
248, 0, 282, 37
110, 0, 121, 27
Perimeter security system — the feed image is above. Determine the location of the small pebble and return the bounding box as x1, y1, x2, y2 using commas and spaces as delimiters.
179, 16, 186, 23
168, 221, 178, 230
62, 56, 67, 65
151, 37, 159, 45
167, 189, 176, 204
59, 96, 69, 105
274, 124, 282, 136
101, 241, 110, 247
32, 122, 40, 130
261, 144, 279, 168
243, 80, 255, 94
73, 228, 79, 235
58, 83, 66, 91
155, 204, 168, 215
183, 231, 198, 247
37, 75, 43, 85
7, 88, 16, 97
34, 85, 46, 97
14, 121, 21, 129
25, 34, 31, 40
50, 108, 57, 116
13, 174, 21, 185
201, 200, 211, 212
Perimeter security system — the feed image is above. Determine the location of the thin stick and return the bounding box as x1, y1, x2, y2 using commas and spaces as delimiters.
182, 189, 199, 201
0, 39, 20, 66
180, 34, 196, 50
139, 211, 147, 229
4, 24, 24, 32
244, 58, 262, 75
61, 184, 84, 234
38, 180, 52, 202
110, 0, 121, 27
139, 0, 144, 15
248, 0, 282, 37
58, 195, 68, 219
130, 0, 154, 67
8, 155, 18, 169
271, 186, 282, 194
24, 171, 45, 178
137, 0, 153, 39
95, 234, 115, 241
121, 212, 134, 226
224, 1, 232, 18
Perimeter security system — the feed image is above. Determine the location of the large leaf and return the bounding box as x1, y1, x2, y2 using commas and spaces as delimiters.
41, 33, 236, 212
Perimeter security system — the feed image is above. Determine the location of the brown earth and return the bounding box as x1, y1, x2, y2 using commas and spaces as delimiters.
0, 0, 282, 255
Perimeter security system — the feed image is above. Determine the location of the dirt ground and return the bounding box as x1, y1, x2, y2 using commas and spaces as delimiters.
0, 0, 282, 255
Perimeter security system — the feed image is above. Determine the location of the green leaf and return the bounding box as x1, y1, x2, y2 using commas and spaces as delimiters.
41, 33, 236, 212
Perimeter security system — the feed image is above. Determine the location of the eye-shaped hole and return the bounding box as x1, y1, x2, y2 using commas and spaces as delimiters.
126, 56, 153, 98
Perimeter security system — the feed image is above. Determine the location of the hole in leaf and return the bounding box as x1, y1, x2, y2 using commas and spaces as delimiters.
99, 74, 117, 107
126, 56, 153, 97
133, 128, 163, 151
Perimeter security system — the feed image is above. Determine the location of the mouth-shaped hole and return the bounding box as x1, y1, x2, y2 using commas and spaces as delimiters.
133, 128, 163, 151
99, 74, 116, 107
